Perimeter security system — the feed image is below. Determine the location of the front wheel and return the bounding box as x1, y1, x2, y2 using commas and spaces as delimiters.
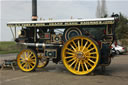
17, 49, 38, 72
61, 36, 100, 75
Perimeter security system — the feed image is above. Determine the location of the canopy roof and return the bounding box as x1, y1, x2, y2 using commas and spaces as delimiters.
7, 18, 115, 28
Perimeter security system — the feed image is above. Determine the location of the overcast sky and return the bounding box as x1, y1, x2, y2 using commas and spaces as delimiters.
0, 0, 128, 41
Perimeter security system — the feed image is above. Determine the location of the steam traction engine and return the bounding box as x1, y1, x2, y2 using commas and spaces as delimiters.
7, 17, 118, 75
7, 0, 118, 75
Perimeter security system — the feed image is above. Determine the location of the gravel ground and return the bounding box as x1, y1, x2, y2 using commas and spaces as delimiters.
0, 54, 128, 85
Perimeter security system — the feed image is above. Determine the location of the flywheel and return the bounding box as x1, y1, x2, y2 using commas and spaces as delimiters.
63, 27, 83, 42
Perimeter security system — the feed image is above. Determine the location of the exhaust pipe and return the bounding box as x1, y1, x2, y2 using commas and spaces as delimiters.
32, 0, 37, 21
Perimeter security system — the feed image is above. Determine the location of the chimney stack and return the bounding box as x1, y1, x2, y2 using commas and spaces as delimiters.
32, 0, 37, 21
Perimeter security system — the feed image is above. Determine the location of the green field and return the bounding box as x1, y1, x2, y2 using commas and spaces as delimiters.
0, 41, 25, 54
0, 41, 127, 54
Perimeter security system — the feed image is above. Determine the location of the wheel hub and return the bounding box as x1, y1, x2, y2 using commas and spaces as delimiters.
77, 52, 84, 59
25, 58, 28, 61
25, 58, 31, 62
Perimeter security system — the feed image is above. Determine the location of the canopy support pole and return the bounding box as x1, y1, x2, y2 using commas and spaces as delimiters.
10, 27, 15, 40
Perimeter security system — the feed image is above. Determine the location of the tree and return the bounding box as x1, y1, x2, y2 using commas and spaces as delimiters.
101, 0, 107, 18
116, 13, 128, 40
96, 0, 107, 18
96, 0, 101, 18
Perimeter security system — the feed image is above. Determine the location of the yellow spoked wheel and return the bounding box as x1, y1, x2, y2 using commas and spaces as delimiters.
62, 36, 100, 75
17, 49, 38, 72
37, 54, 49, 68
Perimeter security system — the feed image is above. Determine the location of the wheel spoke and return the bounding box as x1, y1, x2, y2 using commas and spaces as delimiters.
85, 60, 93, 67
69, 60, 77, 67
67, 57, 76, 63
77, 61, 81, 71
78, 40, 80, 51
88, 48, 95, 52
85, 56, 96, 59
28, 52, 32, 58
84, 48, 95, 54
84, 62, 89, 71
26, 63, 30, 69
20, 61, 25, 65
24, 52, 27, 59
81, 41, 88, 52
23, 63, 27, 68
74, 60, 78, 70
81, 61, 85, 71
31, 61, 36, 65
81, 39, 83, 47
29, 58, 36, 64
72, 40, 77, 48
66, 52, 75, 55
28, 62, 33, 68
28, 64, 31, 69
29, 62, 33, 67
89, 52, 97, 55
31, 59, 36, 63
86, 43, 92, 49
30, 55, 35, 59
88, 59, 95, 64
20, 57, 25, 60
65, 56, 74, 59
70, 44, 77, 52
20, 59, 25, 63
66, 48, 75, 53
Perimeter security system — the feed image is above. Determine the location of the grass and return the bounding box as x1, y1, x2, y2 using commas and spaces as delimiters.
0, 41, 25, 54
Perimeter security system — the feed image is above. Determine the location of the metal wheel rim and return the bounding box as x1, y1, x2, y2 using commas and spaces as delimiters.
62, 36, 100, 75
17, 49, 37, 72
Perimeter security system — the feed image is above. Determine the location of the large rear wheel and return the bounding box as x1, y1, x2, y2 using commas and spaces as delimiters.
62, 36, 100, 75
17, 49, 38, 72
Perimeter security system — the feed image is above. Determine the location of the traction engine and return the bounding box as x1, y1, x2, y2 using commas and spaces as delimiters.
7, 0, 119, 75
